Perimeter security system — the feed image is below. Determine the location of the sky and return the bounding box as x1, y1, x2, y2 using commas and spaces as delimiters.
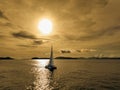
0, 0, 120, 58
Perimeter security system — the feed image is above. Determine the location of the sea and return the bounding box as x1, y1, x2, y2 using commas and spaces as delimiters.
0, 59, 120, 90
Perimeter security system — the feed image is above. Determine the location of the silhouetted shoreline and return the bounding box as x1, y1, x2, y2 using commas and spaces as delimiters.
55, 56, 120, 60
32, 57, 49, 59
0, 57, 14, 60
0, 56, 120, 60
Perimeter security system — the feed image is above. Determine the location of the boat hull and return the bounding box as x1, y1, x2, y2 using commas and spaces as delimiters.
45, 64, 57, 71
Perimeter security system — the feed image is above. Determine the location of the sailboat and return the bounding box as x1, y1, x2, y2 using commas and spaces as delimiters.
45, 46, 57, 71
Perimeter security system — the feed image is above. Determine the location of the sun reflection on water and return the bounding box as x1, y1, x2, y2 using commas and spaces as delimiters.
28, 60, 54, 90
37, 59, 49, 67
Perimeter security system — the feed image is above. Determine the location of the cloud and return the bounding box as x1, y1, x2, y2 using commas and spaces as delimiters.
97, 41, 120, 50
60, 50, 71, 53
0, 22, 12, 27
60, 48, 97, 54
33, 40, 43, 45
12, 31, 36, 39
68, 0, 109, 15
32, 40, 49, 45
17, 39, 49, 48
11, 31, 50, 48
77, 49, 97, 53
0, 35, 4, 38
0, 10, 8, 20
17, 45, 36, 48
62, 24, 120, 41
82, 25, 120, 40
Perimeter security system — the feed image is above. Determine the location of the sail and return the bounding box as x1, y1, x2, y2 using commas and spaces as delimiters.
49, 46, 53, 65
45, 45, 57, 71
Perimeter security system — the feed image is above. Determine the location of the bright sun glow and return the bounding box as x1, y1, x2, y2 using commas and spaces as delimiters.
38, 19, 53, 35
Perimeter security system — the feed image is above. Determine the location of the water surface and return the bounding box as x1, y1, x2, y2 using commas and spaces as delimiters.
0, 59, 120, 90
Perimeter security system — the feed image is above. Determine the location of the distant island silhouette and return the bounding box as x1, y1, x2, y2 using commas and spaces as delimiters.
32, 57, 49, 59
55, 56, 80, 59
0, 57, 14, 60
55, 56, 120, 59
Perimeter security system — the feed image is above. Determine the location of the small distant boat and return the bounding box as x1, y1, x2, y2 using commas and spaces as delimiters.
45, 46, 57, 71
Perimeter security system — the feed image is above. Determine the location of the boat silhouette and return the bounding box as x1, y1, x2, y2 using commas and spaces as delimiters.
45, 46, 57, 71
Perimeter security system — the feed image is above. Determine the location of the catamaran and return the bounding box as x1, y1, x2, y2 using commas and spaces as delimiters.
45, 46, 57, 71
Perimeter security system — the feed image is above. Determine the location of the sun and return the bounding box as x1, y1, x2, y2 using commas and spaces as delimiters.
38, 18, 53, 35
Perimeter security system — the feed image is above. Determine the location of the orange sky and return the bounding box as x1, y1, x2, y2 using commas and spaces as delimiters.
0, 0, 120, 58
